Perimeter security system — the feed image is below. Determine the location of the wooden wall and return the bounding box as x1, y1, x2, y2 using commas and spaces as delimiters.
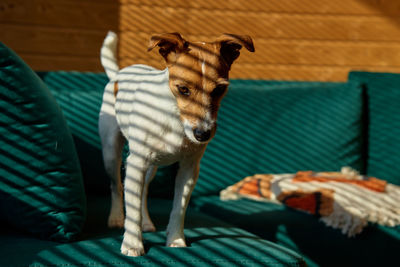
2, 0, 400, 81
0, 0, 118, 71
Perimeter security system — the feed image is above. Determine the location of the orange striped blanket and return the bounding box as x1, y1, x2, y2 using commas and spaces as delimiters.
220, 167, 400, 236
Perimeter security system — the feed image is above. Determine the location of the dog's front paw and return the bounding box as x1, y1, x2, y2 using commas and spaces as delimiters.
167, 238, 187, 248
121, 241, 145, 257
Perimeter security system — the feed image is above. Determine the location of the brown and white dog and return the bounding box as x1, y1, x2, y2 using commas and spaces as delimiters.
98, 31, 254, 256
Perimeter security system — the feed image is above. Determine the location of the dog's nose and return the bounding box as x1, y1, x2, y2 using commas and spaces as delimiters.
193, 128, 211, 142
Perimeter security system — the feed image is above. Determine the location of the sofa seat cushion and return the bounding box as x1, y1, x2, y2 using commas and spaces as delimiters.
0, 197, 306, 267
191, 195, 400, 267
0, 44, 86, 242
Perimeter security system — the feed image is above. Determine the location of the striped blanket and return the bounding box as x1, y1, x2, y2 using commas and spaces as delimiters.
220, 167, 400, 236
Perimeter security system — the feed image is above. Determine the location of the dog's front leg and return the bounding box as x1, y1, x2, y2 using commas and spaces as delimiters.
166, 153, 203, 247
121, 150, 149, 257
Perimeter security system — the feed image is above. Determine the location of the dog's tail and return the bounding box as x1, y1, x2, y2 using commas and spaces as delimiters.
101, 31, 119, 80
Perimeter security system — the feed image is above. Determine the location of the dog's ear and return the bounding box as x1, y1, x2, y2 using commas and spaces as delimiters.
148, 32, 188, 64
216, 34, 255, 69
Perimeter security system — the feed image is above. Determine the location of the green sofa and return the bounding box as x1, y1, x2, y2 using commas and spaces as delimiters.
1, 43, 399, 266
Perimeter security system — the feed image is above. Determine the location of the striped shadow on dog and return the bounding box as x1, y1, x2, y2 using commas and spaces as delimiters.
98, 31, 254, 256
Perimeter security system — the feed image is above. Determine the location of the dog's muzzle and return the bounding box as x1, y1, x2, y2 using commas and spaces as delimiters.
183, 118, 216, 144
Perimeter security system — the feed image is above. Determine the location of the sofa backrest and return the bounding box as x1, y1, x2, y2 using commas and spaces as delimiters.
194, 80, 365, 196
349, 71, 400, 186
40, 72, 368, 198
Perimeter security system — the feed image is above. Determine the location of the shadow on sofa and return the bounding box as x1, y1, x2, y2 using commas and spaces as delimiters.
1, 195, 304, 266
192, 195, 400, 267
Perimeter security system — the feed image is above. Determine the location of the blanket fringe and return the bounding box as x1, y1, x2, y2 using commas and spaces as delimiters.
320, 203, 368, 237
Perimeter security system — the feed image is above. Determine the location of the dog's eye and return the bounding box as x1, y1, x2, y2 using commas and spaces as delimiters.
177, 85, 190, 96
211, 85, 227, 98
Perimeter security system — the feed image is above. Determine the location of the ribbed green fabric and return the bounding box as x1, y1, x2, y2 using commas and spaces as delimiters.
38, 73, 364, 198
194, 81, 364, 196
36, 71, 111, 194
1, 198, 306, 267
0, 44, 86, 242
191, 196, 400, 267
349, 71, 400, 185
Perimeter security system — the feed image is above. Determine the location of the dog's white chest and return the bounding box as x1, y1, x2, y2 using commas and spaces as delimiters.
114, 65, 185, 165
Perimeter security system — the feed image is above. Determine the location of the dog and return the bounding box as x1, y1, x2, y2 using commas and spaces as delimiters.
98, 31, 254, 257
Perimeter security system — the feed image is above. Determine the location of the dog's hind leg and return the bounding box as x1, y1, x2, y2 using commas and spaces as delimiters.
142, 165, 158, 232
99, 113, 126, 228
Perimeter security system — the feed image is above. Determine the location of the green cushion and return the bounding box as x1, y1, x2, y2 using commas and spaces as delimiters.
0, 44, 86, 241
0, 198, 306, 266
191, 196, 400, 267
194, 81, 364, 196
36, 71, 111, 194
349, 71, 400, 185
37, 72, 179, 196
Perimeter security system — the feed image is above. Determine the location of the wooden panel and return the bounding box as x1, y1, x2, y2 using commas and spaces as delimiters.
118, 0, 400, 81
3, 0, 400, 79
1, 24, 107, 56
230, 64, 351, 81
119, 0, 189, 8
230, 64, 400, 81
189, 0, 400, 16
0, 0, 118, 30
0, 0, 118, 71
231, 64, 400, 81
119, 5, 189, 33
121, 0, 400, 16
234, 39, 400, 67
119, 6, 400, 42
19, 54, 102, 71
183, 11, 400, 42
119, 33, 400, 69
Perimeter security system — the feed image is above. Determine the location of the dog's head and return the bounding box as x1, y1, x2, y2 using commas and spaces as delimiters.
148, 33, 254, 144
